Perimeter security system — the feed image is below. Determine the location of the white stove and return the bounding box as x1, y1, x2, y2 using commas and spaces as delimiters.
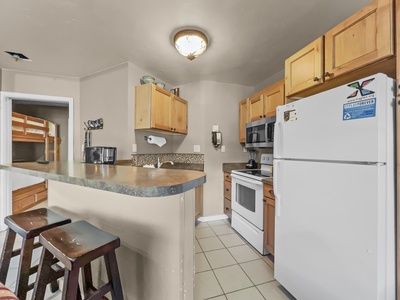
230, 153, 273, 255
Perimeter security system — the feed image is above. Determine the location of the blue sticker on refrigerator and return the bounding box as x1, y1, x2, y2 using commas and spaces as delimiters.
343, 98, 376, 121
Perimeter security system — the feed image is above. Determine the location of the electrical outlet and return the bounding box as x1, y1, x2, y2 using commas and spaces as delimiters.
132, 144, 137, 153
194, 145, 201, 153
212, 125, 219, 132
221, 145, 226, 152
243, 147, 247, 152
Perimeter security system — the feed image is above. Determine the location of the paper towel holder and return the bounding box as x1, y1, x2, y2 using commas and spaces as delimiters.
144, 135, 167, 147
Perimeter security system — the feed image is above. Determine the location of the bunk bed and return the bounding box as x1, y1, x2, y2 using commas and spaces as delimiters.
11, 111, 61, 213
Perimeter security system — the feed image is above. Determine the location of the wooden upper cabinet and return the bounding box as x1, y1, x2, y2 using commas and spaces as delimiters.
249, 93, 264, 121
263, 80, 285, 117
151, 87, 171, 131
285, 37, 324, 96
325, 0, 394, 80
249, 80, 285, 121
285, 0, 394, 98
135, 83, 188, 134
239, 98, 249, 143
171, 95, 188, 134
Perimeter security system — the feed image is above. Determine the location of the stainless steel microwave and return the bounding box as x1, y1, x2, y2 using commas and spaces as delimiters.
245, 116, 276, 148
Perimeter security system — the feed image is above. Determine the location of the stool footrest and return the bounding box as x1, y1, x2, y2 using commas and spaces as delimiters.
86, 282, 112, 300
11, 242, 42, 258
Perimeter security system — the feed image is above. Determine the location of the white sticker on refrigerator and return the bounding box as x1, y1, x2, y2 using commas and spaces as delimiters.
343, 98, 376, 121
284, 109, 297, 122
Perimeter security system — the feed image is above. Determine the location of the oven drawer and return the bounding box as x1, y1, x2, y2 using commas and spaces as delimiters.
224, 180, 231, 200
264, 184, 275, 200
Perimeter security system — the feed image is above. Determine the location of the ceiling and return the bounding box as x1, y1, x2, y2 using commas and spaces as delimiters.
0, 0, 371, 88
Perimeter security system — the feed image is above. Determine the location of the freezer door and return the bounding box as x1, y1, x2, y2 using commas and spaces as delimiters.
273, 160, 395, 300
274, 73, 394, 163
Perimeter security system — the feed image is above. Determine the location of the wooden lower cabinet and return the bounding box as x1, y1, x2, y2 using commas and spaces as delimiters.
263, 183, 275, 255
224, 172, 232, 220
12, 181, 47, 214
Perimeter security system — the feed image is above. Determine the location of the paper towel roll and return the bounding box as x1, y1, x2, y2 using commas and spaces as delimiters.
147, 135, 166, 147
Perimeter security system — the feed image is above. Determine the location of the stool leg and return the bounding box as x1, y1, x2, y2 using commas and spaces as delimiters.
0, 228, 16, 283
82, 263, 94, 298
16, 237, 34, 300
104, 250, 124, 300
62, 268, 80, 300
33, 248, 53, 300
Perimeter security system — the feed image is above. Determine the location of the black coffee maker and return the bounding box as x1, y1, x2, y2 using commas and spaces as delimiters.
246, 150, 258, 169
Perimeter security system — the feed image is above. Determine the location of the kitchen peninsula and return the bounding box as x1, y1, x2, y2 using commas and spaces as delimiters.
0, 161, 206, 300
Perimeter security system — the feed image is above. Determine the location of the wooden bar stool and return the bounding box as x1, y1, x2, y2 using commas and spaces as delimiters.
34, 220, 124, 300
0, 208, 71, 300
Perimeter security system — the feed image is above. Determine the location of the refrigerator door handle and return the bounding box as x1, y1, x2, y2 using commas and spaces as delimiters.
274, 119, 283, 158
273, 160, 282, 217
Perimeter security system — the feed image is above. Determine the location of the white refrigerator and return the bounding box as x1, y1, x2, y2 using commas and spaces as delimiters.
273, 73, 395, 300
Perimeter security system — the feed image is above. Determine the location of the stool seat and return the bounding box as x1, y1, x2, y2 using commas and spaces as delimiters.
0, 208, 71, 300
5, 208, 71, 239
34, 220, 124, 300
40, 220, 120, 270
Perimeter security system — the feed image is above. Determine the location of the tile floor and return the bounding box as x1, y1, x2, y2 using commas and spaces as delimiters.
0, 217, 295, 300
195, 219, 295, 300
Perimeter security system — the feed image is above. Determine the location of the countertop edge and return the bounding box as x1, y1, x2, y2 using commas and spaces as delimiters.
0, 164, 206, 198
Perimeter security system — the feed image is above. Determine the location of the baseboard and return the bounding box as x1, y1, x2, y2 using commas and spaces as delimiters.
197, 214, 228, 222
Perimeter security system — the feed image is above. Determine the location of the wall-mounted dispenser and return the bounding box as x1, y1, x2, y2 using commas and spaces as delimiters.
212, 125, 222, 149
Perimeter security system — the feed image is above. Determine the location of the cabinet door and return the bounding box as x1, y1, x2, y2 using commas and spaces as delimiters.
285, 37, 324, 96
263, 80, 285, 118
151, 86, 171, 131
325, 0, 393, 80
249, 94, 264, 121
171, 96, 188, 134
264, 198, 275, 255
239, 99, 249, 143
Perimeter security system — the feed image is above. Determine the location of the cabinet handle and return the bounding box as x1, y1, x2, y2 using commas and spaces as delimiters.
313, 77, 319, 82
225, 207, 229, 211
263, 115, 266, 117
324, 72, 332, 77
260, 115, 263, 118
225, 188, 229, 191
263, 199, 266, 202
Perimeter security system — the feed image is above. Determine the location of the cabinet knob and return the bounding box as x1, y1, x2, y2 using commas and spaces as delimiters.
324, 72, 332, 77
313, 77, 320, 82
225, 188, 229, 191
263, 115, 266, 117
260, 115, 263, 119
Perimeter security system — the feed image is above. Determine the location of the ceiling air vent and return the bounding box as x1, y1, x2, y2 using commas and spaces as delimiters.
5, 51, 31, 62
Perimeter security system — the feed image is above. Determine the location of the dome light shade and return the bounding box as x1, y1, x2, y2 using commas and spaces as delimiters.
174, 29, 208, 61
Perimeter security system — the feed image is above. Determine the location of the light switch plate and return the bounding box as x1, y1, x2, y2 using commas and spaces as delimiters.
132, 144, 137, 153
194, 145, 201, 153
212, 125, 219, 132
221, 145, 226, 152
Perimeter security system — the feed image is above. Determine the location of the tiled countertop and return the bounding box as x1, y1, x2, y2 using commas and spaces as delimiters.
0, 162, 206, 197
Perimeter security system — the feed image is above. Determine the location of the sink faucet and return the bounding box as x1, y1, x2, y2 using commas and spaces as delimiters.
157, 157, 174, 168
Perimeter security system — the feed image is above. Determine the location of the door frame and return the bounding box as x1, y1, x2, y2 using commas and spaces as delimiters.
0, 92, 74, 230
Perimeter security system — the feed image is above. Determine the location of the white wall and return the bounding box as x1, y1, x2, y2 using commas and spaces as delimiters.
253, 70, 284, 94
174, 81, 252, 216
1, 69, 81, 159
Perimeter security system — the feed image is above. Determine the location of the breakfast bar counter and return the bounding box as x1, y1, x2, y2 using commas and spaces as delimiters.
0, 161, 206, 300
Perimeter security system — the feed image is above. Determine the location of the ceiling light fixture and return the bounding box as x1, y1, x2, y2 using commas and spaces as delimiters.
173, 29, 208, 61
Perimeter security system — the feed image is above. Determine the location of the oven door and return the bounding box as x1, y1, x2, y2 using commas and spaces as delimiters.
231, 174, 264, 230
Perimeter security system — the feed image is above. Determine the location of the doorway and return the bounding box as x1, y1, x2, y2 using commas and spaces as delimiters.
0, 92, 74, 230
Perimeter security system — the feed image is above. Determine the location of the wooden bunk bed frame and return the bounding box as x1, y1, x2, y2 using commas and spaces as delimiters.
12, 111, 61, 213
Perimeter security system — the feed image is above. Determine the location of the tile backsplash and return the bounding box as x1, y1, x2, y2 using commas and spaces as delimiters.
131, 153, 204, 166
